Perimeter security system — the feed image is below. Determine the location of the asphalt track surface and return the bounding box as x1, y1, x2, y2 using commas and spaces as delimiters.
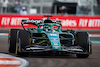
0, 37, 100, 67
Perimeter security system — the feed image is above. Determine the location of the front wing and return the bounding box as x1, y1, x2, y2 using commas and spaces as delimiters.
21, 45, 90, 54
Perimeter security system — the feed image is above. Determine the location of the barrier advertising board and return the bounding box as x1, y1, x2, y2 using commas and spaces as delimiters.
0, 14, 100, 29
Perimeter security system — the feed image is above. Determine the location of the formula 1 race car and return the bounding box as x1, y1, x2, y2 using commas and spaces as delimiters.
8, 15, 92, 58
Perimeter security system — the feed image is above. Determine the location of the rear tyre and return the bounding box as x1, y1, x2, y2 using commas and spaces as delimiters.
16, 30, 30, 56
76, 32, 91, 58
8, 29, 20, 53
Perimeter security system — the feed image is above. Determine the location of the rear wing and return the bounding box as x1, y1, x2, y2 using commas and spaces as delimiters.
21, 19, 61, 25
21, 20, 43, 25
21, 20, 43, 30
21, 19, 62, 30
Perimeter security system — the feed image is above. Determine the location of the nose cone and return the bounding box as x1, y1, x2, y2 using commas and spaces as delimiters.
46, 33, 61, 50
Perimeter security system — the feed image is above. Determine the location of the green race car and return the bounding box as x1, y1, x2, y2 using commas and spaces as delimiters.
8, 15, 92, 58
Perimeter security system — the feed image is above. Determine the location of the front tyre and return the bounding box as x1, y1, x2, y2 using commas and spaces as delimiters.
8, 29, 20, 53
16, 30, 30, 56
16, 38, 29, 57
76, 32, 92, 58
16, 41, 21, 56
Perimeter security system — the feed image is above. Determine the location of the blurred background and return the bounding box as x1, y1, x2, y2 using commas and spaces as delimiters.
0, 0, 100, 16
0, 1, 100, 67
0, 0, 100, 33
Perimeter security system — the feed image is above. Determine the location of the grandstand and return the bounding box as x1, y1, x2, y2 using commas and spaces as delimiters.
0, 0, 99, 16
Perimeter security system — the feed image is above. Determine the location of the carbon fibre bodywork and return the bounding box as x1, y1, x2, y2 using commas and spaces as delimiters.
8, 15, 92, 58
18, 16, 91, 55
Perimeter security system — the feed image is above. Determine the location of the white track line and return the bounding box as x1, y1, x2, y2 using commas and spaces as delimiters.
0, 61, 21, 64
0, 53, 29, 67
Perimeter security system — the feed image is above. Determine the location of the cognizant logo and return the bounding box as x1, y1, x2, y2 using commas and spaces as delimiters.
50, 34, 57, 36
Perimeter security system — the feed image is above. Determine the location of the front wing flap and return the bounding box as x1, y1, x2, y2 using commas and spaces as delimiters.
21, 45, 90, 54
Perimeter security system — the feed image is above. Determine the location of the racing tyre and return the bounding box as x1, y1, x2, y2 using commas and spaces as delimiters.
8, 29, 20, 53
16, 30, 30, 56
76, 32, 91, 58
16, 40, 28, 57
